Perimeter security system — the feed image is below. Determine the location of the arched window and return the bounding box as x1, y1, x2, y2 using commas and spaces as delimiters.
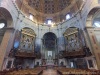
66, 14, 71, 20
47, 19, 52, 25
0, 19, 7, 45
29, 13, 34, 21
94, 21, 100, 27
0, 23, 5, 29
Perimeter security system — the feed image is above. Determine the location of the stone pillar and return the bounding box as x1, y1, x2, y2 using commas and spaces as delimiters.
86, 27, 100, 69
83, 29, 92, 47
0, 28, 14, 70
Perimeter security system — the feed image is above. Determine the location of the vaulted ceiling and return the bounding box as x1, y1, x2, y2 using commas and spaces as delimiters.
16, 0, 84, 25
27, 0, 72, 14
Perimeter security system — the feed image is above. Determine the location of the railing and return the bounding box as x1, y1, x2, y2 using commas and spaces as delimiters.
15, 50, 36, 58
9, 49, 42, 58
57, 67, 100, 75
59, 47, 92, 58
63, 50, 85, 58
5, 67, 44, 75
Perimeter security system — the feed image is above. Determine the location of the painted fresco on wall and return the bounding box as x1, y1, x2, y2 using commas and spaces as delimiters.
13, 30, 21, 49
57, 37, 65, 51
66, 32, 81, 51
18, 28, 36, 51
64, 27, 85, 51
20, 34, 34, 50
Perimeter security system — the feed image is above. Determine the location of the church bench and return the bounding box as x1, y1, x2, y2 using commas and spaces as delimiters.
57, 67, 100, 75
6, 68, 44, 75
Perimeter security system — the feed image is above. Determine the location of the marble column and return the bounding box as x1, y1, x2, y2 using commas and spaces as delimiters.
0, 28, 14, 70
86, 27, 100, 69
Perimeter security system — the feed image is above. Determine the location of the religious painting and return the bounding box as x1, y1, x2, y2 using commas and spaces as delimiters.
19, 28, 36, 51
20, 34, 34, 50
64, 27, 84, 51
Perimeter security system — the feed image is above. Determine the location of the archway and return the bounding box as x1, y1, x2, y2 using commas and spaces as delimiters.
0, 19, 7, 45
0, 7, 13, 70
42, 32, 57, 65
85, 7, 100, 69
0, 7, 13, 45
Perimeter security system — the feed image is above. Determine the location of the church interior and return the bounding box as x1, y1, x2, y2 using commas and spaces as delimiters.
1, 0, 100, 75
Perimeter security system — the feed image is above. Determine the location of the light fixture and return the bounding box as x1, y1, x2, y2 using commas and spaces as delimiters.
0, 23, 5, 29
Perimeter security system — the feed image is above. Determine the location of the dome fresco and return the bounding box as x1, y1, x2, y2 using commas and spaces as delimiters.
28, 0, 72, 14
16, 0, 84, 25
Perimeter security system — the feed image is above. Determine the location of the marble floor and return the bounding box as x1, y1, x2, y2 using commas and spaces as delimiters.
42, 69, 59, 75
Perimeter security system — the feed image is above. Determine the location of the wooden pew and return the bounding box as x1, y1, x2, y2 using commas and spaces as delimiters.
56, 67, 100, 75
6, 67, 44, 75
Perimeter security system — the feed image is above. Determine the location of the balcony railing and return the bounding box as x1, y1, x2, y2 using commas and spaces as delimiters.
15, 50, 36, 58
59, 47, 92, 58
9, 49, 41, 58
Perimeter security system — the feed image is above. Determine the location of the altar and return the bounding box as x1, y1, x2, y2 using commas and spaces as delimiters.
41, 56, 58, 69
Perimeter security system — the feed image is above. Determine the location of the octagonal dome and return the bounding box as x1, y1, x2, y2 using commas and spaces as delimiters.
16, 0, 84, 25
27, 0, 72, 14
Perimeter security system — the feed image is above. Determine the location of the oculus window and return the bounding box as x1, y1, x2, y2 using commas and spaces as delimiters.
0, 23, 5, 29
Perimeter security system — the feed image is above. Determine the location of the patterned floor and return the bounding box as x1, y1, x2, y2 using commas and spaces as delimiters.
42, 69, 59, 75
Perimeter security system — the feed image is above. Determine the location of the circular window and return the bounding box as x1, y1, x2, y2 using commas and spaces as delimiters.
0, 23, 5, 29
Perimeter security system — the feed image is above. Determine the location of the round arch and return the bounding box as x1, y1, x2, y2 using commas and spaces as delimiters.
41, 31, 58, 39
21, 27, 36, 34
0, 7, 13, 27
43, 32, 57, 49
0, 7, 13, 45
15, 27, 36, 50
43, 32, 57, 39
63, 26, 79, 34
85, 6, 100, 69
86, 7, 100, 27
0, 7, 14, 70
19, 24, 37, 35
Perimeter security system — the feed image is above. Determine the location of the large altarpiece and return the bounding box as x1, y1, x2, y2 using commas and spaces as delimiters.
64, 27, 85, 51
19, 28, 36, 51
